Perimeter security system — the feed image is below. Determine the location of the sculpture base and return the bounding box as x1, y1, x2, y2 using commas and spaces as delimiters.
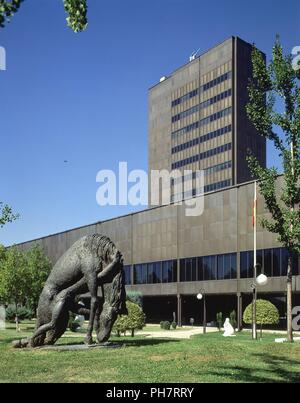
36, 342, 121, 351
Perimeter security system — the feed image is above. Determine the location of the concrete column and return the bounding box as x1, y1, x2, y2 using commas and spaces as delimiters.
177, 294, 182, 327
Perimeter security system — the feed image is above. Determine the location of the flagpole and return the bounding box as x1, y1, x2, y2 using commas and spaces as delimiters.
252, 180, 257, 340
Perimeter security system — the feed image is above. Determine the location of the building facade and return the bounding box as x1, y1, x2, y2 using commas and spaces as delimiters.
15, 37, 299, 328
148, 37, 266, 205
18, 179, 300, 328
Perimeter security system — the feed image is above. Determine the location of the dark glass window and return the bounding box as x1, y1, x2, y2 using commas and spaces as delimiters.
161, 260, 177, 283
264, 249, 272, 277
281, 248, 289, 276
171, 260, 177, 282
197, 257, 203, 281
147, 263, 154, 284
153, 262, 162, 283
217, 255, 224, 280
191, 258, 197, 281
185, 258, 192, 282
134, 264, 147, 284
230, 253, 237, 279
211, 256, 217, 280
273, 248, 281, 277
123, 265, 131, 285
224, 254, 231, 279
180, 259, 186, 282
203, 256, 211, 280
162, 261, 169, 283
248, 251, 254, 279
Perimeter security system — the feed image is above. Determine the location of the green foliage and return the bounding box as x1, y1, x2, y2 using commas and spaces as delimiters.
126, 291, 143, 308
246, 37, 300, 259
243, 299, 280, 326
0, 0, 23, 28
0, 202, 19, 228
0, 0, 88, 32
171, 321, 177, 330
63, 0, 87, 32
5, 305, 33, 321
216, 312, 223, 331
0, 246, 27, 309
68, 312, 81, 332
113, 301, 146, 337
160, 321, 171, 330
230, 310, 237, 330
0, 244, 52, 314
24, 244, 52, 312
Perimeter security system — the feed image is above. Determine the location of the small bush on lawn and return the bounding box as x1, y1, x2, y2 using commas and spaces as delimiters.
113, 301, 146, 337
160, 321, 171, 330
171, 321, 177, 330
230, 310, 237, 330
243, 299, 279, 338
216, 312, 223, 331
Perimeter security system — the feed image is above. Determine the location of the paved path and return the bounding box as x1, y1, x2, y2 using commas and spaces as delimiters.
136, 327, 218, 339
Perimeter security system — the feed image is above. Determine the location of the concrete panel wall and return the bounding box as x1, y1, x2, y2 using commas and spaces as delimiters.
15, 179, 299, 296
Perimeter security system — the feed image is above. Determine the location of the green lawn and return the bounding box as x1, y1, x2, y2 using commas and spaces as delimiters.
0, 321, 300, 383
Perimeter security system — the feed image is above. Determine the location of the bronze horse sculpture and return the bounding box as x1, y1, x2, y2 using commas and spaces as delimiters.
13, 234, 127, 348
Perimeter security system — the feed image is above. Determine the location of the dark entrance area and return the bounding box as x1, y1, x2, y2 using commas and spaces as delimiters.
181, 294, 237, 326
143, 296, 177, 323
142, 294, 238, 325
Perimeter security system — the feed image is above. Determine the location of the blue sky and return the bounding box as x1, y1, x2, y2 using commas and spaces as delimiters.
0, 0, 299, 246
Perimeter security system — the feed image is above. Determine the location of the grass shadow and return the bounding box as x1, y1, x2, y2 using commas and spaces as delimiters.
206, 353, 300, 383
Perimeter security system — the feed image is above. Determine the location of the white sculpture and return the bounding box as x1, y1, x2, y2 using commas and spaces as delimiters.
223, 318, 236, 337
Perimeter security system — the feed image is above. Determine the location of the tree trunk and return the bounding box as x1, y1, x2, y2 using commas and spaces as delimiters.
15, 301, 20, 332
131, 329, 134, 337
287, 256, 294, 343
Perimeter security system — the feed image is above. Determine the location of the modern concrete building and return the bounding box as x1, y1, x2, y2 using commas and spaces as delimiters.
18, 179, 300, 328
148, 37, 266, 205
15, 37, 299, 328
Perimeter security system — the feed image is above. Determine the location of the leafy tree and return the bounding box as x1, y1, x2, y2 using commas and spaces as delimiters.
0, 246, 28, 329
0, 244, 6, 261
25, 244, 52, 313
243, 299, 279, 339
113, 301, 146, 337
246, 37, 300, 342
0, 0, 88, 32
0, 202, 19, 228
0, 0, 22, 28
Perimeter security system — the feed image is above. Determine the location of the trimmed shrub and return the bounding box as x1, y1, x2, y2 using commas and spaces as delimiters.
160, 321, 171, 330
113, 301, 146, 337
216, 312, 223, 331
171, 321, 177, 330
230, 310, 237, 330
243, 299, 280, 338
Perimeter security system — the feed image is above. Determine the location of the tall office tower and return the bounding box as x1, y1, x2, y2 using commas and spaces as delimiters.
148, 36, 266, 205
